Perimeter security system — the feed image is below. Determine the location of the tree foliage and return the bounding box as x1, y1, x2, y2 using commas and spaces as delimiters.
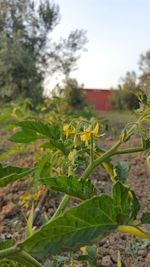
62, 78, 86, 109
0, 0, 87, 104
112, 49, 150, 110
112, 71, 140, 110
139, 50, 150, 93
49, 29, 87, 78
0, 0, 59, 103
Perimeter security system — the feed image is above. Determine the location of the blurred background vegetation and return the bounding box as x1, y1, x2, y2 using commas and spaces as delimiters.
1, 0, 150, 115
0, 0, 87, 108
111, 50, 150, 111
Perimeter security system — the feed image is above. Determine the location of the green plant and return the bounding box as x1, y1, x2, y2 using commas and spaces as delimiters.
0, 94, 150, 266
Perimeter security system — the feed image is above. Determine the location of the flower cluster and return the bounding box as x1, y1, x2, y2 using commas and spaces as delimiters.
63, 122, 99, 147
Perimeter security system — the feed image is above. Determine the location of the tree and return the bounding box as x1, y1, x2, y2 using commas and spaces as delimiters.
0, 0, 59, 103
0, 0, 87, 104
139, 50, 150, 93
49, 29, 87, 78
112, 49, 150, 111
112, 71, 140, 110
0, 32, 43, 102
62, 78, 86, 109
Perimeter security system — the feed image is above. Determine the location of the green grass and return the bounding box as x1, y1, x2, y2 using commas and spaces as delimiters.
99, 110, 137, 130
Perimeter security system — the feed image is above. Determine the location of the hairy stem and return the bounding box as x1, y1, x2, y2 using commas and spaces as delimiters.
70, 252, 74, 267
0, 246, 43, 267
50, 194, 70, 221
50, 159, 74, 221
114, 146, 144, 155
18, 250, 43, 267
0, 246, 19, 258
80, 140, 121, 180
90, 134, 94, 164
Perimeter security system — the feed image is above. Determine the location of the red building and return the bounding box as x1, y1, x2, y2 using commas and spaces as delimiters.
84, 88, 112, 111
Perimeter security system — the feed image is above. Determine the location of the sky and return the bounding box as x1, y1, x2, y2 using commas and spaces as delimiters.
49, 0, 150, 90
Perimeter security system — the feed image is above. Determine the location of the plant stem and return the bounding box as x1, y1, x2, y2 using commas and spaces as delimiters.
90, 134, 94, 164
0, 246, 43, 267
50, 158, 74, 221
50, 194, 70, 221
70, 252, 74, 267
0, 246, 19, 258
80, 140, 121, 180
113, 146, 144, 155
18, 250, 43, 267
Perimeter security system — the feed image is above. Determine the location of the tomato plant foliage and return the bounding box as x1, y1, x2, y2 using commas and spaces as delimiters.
0, 94, 150, 266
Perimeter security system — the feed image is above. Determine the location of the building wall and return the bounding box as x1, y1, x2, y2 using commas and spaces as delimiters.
84, 89, 112, 111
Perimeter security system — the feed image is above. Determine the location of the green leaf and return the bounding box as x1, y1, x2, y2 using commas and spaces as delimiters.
142, 94, 148, 105
142, 136, 150, 150
0, 240, 15, 250
42, 140, 71, 156
0, 164, 34, 187
26, 205, 34, 237
141, 212, 150, 224
130, 190, 140, 220
83, 245, 97, 266
18, 120, 60, 139
10, 120, 60, 143
35, 154, 53, 179
121, 262, 126, 267
48, 139, 71, 155
78, 255, 91, 261
0, 259, 22, 267
113, 181, 140, 224
20, 195, 117, 258
9, 129, 40, 143
115, 161, 130, 183
85, 245, 97, 259
40, 176, 96, 200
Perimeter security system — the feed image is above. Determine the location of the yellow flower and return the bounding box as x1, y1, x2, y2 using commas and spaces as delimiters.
92, 122, 99, 136
63, 124, 70, 138
81, 123, 99, 145
63, 124, 76, 138
81, 130, 92, 146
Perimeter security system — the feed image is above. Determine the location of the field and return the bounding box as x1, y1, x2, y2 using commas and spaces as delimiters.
0, 105, 150, 267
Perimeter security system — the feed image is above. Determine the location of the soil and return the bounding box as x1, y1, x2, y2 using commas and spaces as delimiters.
0, 131, 150, 267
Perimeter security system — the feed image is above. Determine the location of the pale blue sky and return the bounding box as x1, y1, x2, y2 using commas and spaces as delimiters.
50, 0, 150, 89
